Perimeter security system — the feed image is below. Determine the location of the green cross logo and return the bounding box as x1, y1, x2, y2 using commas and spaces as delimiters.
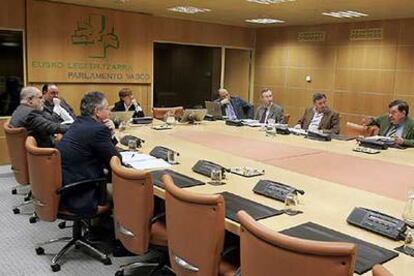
71, 14, 120, 59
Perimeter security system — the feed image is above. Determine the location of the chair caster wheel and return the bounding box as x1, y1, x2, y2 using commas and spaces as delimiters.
51, 264, 61, 272
11, 189, 17, 195
58, 222, 66, 229
13, 208, 20, 214
29, 216, 37, 224
103, 257, 112, 265
115, 270, 124, 276
35, 247, 45, 255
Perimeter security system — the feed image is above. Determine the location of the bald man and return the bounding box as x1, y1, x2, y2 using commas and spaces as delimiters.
214, 88, 253, 120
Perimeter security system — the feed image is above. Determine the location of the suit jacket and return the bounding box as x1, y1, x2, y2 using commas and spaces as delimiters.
368, 115, 414, 147
297, 107, 340, 134
56, 116, 121, 215
112, 100, 145, 118
10, 104, 70, 147
43, 98, 76, 123
254, 103, 284, 123
214, 96, 254, 119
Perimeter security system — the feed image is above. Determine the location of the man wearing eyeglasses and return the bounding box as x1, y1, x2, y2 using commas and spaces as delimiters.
10, 86, 70, 147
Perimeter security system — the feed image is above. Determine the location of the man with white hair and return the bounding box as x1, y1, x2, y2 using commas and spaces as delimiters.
10, 86, 70, 147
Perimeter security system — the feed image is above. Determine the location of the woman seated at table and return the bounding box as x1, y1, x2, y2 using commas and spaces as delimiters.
111, 88, 145, 118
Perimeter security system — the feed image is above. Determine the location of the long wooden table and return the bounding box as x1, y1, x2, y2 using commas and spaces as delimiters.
122, 120, 414, 276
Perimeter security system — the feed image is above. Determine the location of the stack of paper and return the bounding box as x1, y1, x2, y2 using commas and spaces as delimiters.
120, 151, 171, 170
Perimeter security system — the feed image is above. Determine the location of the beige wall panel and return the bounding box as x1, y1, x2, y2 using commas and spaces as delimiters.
1, 0, 25, 29
254, 67, 286, 87
286, 68, 309, 88
0, 139, 10, 165
0, 118, 11, 165
394, 72, 414, 95
255, 47, 288, 68
309, 69, 334, 90
396, 46, 414, 71
224, 49, 251, 101
352, 71, 395, 94
399, 19, 414, 45
26, 0, 152, 84
334, 92, 393, 115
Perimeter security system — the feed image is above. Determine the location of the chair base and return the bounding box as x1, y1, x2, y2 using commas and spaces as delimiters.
116, 248, 170, 276
35, 220, 111, 272
12, 200, 33, 215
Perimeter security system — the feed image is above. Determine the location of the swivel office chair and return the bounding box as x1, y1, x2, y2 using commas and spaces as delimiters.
26, 136, 111, 272
237, 210, 357, 276
163, 174, 237, 276
110, 156, 168, 276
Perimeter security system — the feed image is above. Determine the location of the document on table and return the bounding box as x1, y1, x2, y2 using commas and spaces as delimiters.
120, 152, 171, 170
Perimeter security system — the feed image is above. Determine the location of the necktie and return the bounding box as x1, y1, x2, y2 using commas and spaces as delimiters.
259, 108, 268, 123
387, 125, 398, 137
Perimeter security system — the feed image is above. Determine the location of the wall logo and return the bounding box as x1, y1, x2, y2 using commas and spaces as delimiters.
71, 14, 119, 59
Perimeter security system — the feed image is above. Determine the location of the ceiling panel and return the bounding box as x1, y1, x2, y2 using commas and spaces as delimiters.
46, 0, 414, 27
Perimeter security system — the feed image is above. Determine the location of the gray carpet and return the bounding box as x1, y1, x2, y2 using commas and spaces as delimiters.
0, 165, 154, 276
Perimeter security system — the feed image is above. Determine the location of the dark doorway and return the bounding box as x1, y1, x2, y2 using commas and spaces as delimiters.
0, 30, 24, 116
153, 43, 221, 108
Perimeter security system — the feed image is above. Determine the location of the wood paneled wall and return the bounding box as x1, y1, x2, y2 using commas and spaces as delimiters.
254, 19, 414, 131
1, 0, 25, 30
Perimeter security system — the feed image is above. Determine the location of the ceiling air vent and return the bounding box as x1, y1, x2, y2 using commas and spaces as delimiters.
297, 31, 326, 42
350, 28, 383, 41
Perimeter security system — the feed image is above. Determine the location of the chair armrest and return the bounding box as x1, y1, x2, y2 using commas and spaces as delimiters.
56, 177, 107, 195
234, 267, 241, 276
221, 245, 239, 258
151, 212, 165, 224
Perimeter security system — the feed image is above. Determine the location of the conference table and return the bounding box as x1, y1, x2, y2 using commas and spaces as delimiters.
120, 120, 414, 276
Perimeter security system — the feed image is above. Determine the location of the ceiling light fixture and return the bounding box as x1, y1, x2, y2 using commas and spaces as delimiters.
247, 0, 295, 4
322, 10, 368, 18
245, 18, 285, 24
1, 42, 19, 47
168, 6, 211, 14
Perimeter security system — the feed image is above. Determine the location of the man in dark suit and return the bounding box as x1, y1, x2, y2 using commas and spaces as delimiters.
10, 86, 69, 147
366, 100, 414, 147
57, 91, 121, 215
254, 88, 284, 124
295, 93, 340, 134
214, 88, 253, 119
111, 88, 145, 118
42, 84, 76, 123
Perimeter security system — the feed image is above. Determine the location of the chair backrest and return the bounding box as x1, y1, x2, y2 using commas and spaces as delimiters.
3, 122, 29, 185
25, 136, 61, 222
110, 156, 154, 255
152, 106, 184, 120
372, 264, 393, 276
284, 113, 291, 125
163, 174, 225, 275
237, 211, 357, 276
345, 122, 379, 137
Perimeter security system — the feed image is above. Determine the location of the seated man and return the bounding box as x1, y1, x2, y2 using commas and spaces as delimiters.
214, 88, 253, 120
10, 86, 69, 147
42, 83, 76, 123
57, 91, 121, 215
111, 88, 145, 118
366, 100, 414, 147
295, 93, 340, 134
254, 88, 284, 124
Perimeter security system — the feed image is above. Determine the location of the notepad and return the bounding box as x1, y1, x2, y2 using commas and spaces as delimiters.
120, 152, 171, 170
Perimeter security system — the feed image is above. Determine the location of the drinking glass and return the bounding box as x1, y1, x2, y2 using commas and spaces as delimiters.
167, 150, 177, 164
128, 139, 137, 151
402, 187, 414, 254
210, 168, 224, 185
